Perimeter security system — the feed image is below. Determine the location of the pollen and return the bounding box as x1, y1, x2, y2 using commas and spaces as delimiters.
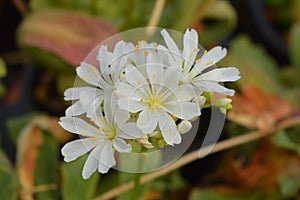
194, 48, 200, 52
94, 136, 99, 140
204, 50, 208, 54
82, 133, 86, 137
139, 98, 144, 102
85, 125, 90, 130
195, 59, 201, 63
91, 67, 99, 78
205, 61, 213, 66
99, 127, 103, 132
144, 50, 149, 56
152, 73, 156, 79
135, 45, 139, 54
100, 117, 105, 122
137, 80, 142, 86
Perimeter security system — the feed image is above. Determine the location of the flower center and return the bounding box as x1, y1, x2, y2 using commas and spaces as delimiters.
105, 126, 117, 140
147, 94, 161, 109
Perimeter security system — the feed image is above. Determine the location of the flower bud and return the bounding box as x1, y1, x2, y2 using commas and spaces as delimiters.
177, 120, 192, 134
192, 95, 206, 107
137, 134, 154, 149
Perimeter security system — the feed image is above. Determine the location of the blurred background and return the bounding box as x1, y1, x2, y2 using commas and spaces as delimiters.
1, 0, 300, 199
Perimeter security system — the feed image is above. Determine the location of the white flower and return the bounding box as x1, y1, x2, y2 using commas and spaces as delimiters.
116, 52, 201, 145
64, 40, 132, 117
159, 28, 240, 96
60, 95, 142, 178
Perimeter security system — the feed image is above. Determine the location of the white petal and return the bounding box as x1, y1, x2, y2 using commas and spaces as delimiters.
59, 117, 100, 137
64, 87, 95, 101
103, 92, 116, 120
182, 29, 198, 72
99, 142, 115, 168
195, 67, 240, 82
147, 53, 164, 86
82, 144, 103, 179
76, 62, 104, 87
162, 67, 181, 92
125, 66, 148, 88
158, 111, 181, 145
191, 46, 227, 75
171, 84, 197, 102
97, 45, 111, 82
115, 82, 147, 100
118, 123, 143, 139
194, 81, 235, 96
137, 109, 158, 134
98, 162, 110, 174
163, 101, 200, 120
61, 138, 99, 162
113, 137, 131, 153
114, 108, 130, 126
118, 98, 146, 113
160, 29, 180, 58
65, 101, 85, 116
86, 96, 104, 121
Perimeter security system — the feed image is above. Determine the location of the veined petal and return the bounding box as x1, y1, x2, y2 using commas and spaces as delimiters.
97, 45, 111, 81
65, 101, 84, 116
82, 144, 104, 179
118, 97, 146, 113
162, 67, 181, 92
163, 101, 200, 120
118, 123, 143, 139
137, 109, 158, 134
161, 29, 180, 58
86, 96, 104, 121
61, 138, 99, 162
171, 84, 197, 102
195, 67, 240, 82
182, 29, 199, 72
59, 117, 100, 137
76, 62, 104, 87
99, 142, 115, 169
191, 46, 227, 76
158, 111, 181, 145
115, 82, 147, 100
98, 162, 110, 174
125, 66, 148, 88
113, 137, 131, 153
147, 53, 164, 87
194, 81, 235, 96
114, 108, 130, 126
64, 87, 96, 101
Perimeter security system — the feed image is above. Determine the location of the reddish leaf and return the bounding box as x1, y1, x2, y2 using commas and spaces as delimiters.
228, 85, 292, 130
18, 10, 118, 66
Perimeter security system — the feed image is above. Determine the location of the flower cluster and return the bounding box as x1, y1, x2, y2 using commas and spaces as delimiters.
59, 28, 240, 179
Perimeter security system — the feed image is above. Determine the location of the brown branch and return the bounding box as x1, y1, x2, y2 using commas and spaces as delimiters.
146, 0, 166, 36
94, 114, 300, 200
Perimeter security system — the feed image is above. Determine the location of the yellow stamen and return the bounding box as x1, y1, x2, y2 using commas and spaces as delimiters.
205, 61, 213, 66
99, 127, 103, 132
135, 45, 139, 54
194, 48, 200, 52
137, 80, 142, 86
85, 125, 89, 130
195, 59, 201, 63
204, 50, 208, 54
91, 67, 99, 78
100, 117, 105, 123
139, 98, 144, 103
144, 50, 148, 56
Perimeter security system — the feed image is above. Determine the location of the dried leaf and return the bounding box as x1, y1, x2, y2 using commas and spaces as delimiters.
18, 9, 118, 67
15, 115, 73, 200
228, 85, 292, 130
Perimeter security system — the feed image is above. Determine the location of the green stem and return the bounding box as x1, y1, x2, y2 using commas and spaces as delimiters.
131, 172, 141, 200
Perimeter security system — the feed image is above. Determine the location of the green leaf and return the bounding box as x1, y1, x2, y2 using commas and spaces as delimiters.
0, 150, 18, 200
272, 130, 300, 155
289, 23, 300, 75
220, 35, 282, 93
6, 112, 43, 144
0, 58, 6, 78
189, 189, 280, 200
171, 0, 205, 32
61, 154, 99, 200
199, 0, 237, 46
278, 175, 300, 198
34, 132, 59, 200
